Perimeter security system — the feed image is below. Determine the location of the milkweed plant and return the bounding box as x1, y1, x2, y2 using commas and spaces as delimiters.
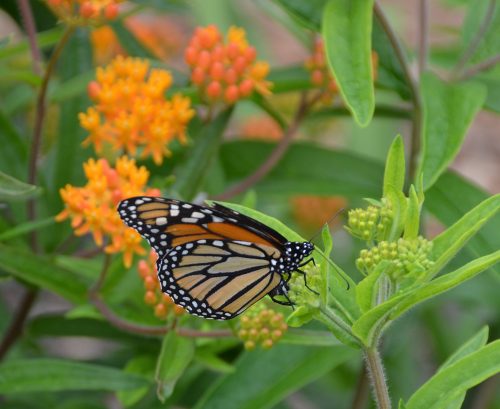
0, 1, 499, 408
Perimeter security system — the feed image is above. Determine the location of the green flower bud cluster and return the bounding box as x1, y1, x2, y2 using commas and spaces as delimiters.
238, 304, 287, 350
288, 263, 321, 309
346, 200, 393, 243
356, 236, 434, 280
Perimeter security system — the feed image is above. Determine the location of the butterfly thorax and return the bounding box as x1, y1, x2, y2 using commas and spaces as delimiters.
278, 241, 314, 274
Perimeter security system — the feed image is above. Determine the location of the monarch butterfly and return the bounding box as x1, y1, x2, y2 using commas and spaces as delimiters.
118, 196, 314, 320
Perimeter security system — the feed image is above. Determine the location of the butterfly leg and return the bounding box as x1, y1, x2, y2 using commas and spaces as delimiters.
295, 268, 319, 295
269, 284, 294, 308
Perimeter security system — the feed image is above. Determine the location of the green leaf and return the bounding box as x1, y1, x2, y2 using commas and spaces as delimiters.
404, 186, 420, 239
385, 185, 407, 241
117, 356, 156, 407
220, 141, 384, 199
0, 217, 56, 241
390, 250, 500, 320
0, 109, 27, 178
352, 251, 499, 346
194, 343, 356, 409
372, 17, 411, 99
417, 73, 487, 190
438, 326, 489, 372
174, 109, 233, 200
320, 224, 332, 306
0, 171, 40, 200
109, 20, 157, 60
426, 171, 500, 274
280, 329, 339, 346
356, 261, 390, 313
383, 135, 406, 197
0, 358, 149, 393
0, 244, 88, 304
155, 332, 195, 402
194, 349, 235, 374
428, 193, 499, 279
271, 0, 325, 30
287, 306, 316, 327
406, 340, 500, 409
0, 27, 63, 59
322, 0, 375, 126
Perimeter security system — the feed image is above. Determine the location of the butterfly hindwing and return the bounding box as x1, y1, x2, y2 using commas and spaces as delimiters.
157, 238, 283, 319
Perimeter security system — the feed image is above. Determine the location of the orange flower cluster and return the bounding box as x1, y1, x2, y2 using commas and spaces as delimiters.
46, 0, 121, 22
185, 25, 272, 105
79, 56, 195, 165
138, 251, 184, 319
56, 156, 160, 267
238, 306, 287, 350
291, 195, 348, 234
305, 38, 378, 102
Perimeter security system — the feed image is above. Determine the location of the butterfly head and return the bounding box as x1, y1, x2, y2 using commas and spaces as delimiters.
283, 241, 314, 271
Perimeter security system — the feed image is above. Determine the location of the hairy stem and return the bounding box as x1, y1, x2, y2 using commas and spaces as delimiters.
364, 347, 392, 409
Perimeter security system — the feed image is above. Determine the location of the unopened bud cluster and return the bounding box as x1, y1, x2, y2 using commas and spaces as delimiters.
238, 305, 287, 350
185, 25, 271, 105
288, 264, 321, 309
46, 0, 121, 23
356, 236, 434, 280
346, 200, 393, 242
138, 251, 184, 319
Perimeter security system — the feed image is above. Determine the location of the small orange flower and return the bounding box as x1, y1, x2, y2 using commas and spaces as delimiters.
138, 250, 184, 320
46, 0, 122, 24
56, 156, 160, 267
305, 38, 378, 103
79, 56, 194, 165
185, 25, 272, 105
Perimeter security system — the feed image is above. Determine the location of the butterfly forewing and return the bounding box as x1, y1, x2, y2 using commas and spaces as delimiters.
118, 196, 314, 320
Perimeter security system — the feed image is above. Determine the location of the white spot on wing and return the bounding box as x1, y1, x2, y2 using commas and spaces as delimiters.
156, 217, 167, 225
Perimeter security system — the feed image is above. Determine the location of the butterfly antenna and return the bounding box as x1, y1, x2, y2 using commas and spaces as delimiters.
307, 208, 345, 244
314, 249, 350, 290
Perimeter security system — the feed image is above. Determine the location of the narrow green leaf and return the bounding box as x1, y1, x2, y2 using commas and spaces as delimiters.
383, 135, 406, 197
385, 185, 407, 241
220, 141, 384, 199
271, 0, 325, 30
174, 109, 232, 200
117, 356, 155, 407
194, 343, 356, 409
322, 0, 375, 126
280, 329, 339, 346
390, 250, 500, 320
320, 224, 333, 306
428, 193, 500, 279
417, 73, 487, 190
287, 306, 315, 327
356, 261, 390, 313
109, 20, 157, 60
0, 171, 40, 200
406, 340, 500, 409
0, 358, 149, 393
438, 326, 489, 372
0, 27, 63, 59
426, 171, 500, 274
155, 332, 195, 402
0, 109, 27, 178
194, 350, 235, 374
0, 244, 88, 304
404, 186, 420, 239
0, 217, 56, 241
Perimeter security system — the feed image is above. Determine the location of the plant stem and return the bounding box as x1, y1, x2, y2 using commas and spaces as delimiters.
212, 91, 321, 200
0, 288, 37, 362
319, 305, 361, 347
364, 347, 392, 409
459, 53, 500, 80
17, 0, 42, 76
27, 25, 75, 250
373, 1, 422, 184
350, 364, 370, 409
418, 0, 429, 78
452, 0, 496, 79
